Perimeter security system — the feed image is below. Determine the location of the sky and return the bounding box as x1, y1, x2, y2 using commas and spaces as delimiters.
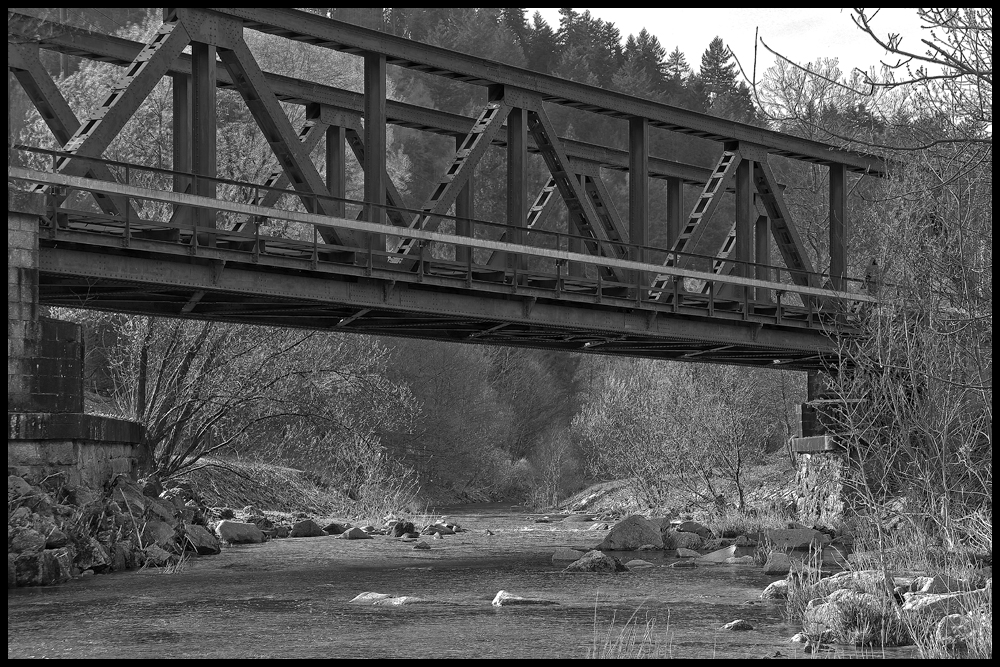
526, 8, 932, 82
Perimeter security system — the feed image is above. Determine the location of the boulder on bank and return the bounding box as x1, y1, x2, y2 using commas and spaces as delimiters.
676, 520, 713, 540
901, 589, 988, 623
596, 515, 663, 551
142, 520, 177, 550
289, 519, 325, 538
9, 473, 218, 588
391, 521, 416, 537
215, 520, 265, 544
323, 522, 349, 535
760, 580, 789, 599
910, 574, 972, 595
565, 550, 628, 573
342, 526, 372, 540
802, 595, 910, 647
764, 527, 831, 551
182, 523, 221, 555
662, 529, 703, 550
763, 552, 792, 575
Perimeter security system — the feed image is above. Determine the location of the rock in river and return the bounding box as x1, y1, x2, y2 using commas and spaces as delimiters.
596, 515, 663, 551
492, 590, 559, 607
565, 550, 628, 573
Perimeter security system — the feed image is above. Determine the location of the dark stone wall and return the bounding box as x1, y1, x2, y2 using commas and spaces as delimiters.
31, 318, 85, 413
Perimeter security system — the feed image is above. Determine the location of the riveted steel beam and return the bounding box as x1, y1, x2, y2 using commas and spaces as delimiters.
6, 11, 715, 184
486, 176, 557, 269
751, 158, 818, 288
526, 106, 627, 285
665, 176, 682, 250
216, 36, 358, 247
209, 7, 888, 175
363, 52, 386, 228
8, 42, 139, 221
389, 98, 513, 259
455, 134, 474, 265
629, 116, 649, 291
36, 19, 192, 181
507, 106, 528, 271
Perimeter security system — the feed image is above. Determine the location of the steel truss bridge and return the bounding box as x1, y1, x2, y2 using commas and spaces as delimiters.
7, 8, 888, 370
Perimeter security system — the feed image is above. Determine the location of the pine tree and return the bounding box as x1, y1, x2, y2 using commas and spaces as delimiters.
526, 12, 559, 74
611, 55, 654, 98
699, 36, 737, 100
632, 29, 667, 92
500, 7, 528, 48
665, 47, 689, 79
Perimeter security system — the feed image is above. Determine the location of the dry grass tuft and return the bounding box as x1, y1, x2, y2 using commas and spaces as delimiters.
588, 604, 672, 659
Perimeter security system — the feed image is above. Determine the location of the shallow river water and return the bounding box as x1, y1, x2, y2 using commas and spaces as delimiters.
8, 504, 911, 659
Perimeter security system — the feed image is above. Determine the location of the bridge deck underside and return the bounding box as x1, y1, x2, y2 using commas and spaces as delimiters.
36, 212, 851, 371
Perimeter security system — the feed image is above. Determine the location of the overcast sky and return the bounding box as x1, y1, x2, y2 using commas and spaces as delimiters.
526, 8, 931, 82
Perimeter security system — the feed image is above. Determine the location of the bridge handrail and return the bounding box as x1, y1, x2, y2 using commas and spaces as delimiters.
10, 145, 866, 293
9, 165, 882, 306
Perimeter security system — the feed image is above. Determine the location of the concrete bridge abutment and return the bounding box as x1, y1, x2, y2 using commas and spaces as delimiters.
8, 190, 142, 487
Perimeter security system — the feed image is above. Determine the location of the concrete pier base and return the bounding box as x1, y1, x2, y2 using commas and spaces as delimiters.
8, 190, 142, 487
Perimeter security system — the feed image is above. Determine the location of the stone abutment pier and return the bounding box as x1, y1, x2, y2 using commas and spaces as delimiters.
8, 190, 142, 486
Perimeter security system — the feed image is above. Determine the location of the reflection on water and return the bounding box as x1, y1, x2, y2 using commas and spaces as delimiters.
7, 503, 916, 659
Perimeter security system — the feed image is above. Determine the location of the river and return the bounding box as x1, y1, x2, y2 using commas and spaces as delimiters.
7, 503, 910, 658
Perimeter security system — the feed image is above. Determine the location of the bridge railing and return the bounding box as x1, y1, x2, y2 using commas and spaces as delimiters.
10, 145, 878, 325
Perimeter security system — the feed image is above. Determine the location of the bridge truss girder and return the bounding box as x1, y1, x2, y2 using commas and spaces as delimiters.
8, 7, 884, 367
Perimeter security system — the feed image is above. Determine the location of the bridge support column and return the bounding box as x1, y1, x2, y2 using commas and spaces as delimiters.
790, 371, 854, 529
8, 192, 142, 486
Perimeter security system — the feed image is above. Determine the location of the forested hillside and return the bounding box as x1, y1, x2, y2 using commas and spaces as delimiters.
9, 8, 990, 535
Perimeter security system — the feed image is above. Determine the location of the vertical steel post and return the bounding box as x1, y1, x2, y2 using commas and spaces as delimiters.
364, 53, 386, 246
507, 105, 527, 273
829, 162, 847, 291
629, 117, 649, 294
191, 42, 216, 232
568, 173, 585, 278
171, 73, 191, 195
455, 134, 473, 265
755, 213, 772, 303
665, 176, 682, 251
735, 157, 753, 299
326, 124, 346, 218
